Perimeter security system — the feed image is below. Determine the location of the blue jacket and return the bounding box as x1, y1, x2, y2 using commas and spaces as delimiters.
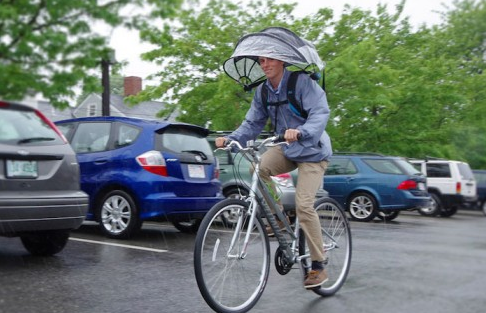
228, 69, 332, 162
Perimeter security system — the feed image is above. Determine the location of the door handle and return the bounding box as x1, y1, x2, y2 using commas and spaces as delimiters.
94, 159, 108, 165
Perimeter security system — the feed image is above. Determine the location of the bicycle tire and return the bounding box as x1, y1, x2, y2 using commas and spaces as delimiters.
194, 199, 270, 313
300, 197, 352, 296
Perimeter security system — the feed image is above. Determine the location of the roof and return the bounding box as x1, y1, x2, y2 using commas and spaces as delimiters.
37, 100, 74, 121
55, 115, 209, 136
39, 93, 179, 122
109, 94, 167, 120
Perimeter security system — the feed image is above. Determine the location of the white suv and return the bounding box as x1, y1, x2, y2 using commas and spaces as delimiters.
410, 158, 477, 217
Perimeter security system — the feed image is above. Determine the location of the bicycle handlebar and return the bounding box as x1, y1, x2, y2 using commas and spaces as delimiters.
216, 135, 288, 153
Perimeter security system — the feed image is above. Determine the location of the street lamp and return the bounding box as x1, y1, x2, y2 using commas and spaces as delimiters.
101, 49, 117, 116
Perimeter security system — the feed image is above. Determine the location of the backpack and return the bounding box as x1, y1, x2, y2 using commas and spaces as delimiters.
260, 71, 325, 119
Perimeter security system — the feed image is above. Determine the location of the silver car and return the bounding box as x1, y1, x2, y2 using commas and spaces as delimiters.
0, 100, 88, 255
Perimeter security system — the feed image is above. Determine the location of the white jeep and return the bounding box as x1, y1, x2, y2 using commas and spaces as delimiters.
409, 158, 477, 217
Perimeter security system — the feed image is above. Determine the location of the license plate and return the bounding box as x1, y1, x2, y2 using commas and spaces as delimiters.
418, 182, 426, 190
188, 164, 205, 178
6, 160, 38, 178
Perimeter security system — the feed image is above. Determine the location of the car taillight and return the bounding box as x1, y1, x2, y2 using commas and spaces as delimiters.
397, 180, 417, 190
136, 151, 168, 176
272, 172, 294, 188
213, 159, 220, 179
35, 109, 68, 144
456, 182, 461, 194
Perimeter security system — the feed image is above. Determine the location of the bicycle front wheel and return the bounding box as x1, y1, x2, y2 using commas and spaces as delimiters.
301, 197, 352, 296
194, 199, 270, 313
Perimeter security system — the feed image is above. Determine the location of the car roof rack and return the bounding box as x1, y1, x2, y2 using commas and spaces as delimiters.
333, 152, 385, 157
408, 156, 447, 162
424, 156, 447, 161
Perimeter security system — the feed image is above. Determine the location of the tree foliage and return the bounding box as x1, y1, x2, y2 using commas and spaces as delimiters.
135, 0, 485, 168
133, 0, 312, 128
0, 0, 184, 108
443, 0, 486, 168
3, 0, 484, 168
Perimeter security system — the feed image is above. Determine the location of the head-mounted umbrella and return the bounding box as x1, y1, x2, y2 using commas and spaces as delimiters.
223, 27, 325, 90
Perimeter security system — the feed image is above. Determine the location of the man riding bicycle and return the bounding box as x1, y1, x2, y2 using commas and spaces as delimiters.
215, 55, 333, 289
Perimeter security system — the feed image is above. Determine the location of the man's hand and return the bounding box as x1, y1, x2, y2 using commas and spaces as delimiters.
215, 137, 227, 148
284, 129, 301, 142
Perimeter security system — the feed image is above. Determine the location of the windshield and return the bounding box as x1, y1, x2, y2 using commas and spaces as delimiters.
160, 127, 213, 156
457, 163, 475, 180
397, 159, 423, 175
0, 108, 63, 145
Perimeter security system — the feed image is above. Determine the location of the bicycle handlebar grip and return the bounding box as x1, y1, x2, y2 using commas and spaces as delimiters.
276, 134, 286, 143
275, 133, 301, 143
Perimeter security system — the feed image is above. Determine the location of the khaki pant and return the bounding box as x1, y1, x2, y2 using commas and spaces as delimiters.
259, 146, 328, 262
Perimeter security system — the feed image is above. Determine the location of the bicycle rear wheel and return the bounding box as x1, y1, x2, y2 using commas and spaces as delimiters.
300, 197, 352, 296
194, 199, 270, 313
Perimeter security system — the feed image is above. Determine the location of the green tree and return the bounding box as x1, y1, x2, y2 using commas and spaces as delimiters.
132, 0, 315, 127
0, 0, 184, 108
442, 0, 486, 168
323, 3, 469, 157
321, 0, 486, 168
135, 0, 485, 168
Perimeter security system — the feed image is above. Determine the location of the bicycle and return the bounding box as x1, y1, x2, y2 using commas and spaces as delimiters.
194, 135, 352, 313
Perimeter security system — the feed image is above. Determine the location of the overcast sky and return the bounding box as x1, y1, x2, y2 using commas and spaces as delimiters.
107, 0, 455, 83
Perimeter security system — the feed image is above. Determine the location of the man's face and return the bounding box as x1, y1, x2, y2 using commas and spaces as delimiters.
258, 57, 284, 81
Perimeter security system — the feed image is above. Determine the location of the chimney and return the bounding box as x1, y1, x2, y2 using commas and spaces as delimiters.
124, 76, 142, 97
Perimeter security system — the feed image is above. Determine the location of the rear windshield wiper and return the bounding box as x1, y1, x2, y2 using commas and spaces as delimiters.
17, 137, 56, 144
182, 150, 208, 160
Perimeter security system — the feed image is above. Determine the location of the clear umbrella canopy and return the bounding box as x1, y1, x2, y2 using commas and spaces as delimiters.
223, 27, 325, 90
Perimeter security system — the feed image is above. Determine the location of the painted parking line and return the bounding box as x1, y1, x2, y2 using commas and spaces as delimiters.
70, 237, 168, 253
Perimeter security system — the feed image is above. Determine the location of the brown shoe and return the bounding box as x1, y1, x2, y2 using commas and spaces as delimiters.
304, 269, 328, 289
266, 217, 290, 237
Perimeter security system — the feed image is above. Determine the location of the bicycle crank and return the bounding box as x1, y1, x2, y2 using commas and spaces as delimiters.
274, 246, 294, 275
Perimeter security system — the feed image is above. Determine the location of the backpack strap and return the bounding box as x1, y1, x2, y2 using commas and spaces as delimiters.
287, 71, 307, 119
260, 71, 308, 119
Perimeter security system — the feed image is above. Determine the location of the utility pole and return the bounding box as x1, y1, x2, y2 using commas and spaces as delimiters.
101, 58, 110, 116
101, 49, 116, 116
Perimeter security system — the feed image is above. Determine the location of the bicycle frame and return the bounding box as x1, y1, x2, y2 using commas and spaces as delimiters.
224, 137, 302, 265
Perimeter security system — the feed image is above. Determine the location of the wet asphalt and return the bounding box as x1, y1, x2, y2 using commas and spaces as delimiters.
1, 210, 485, 313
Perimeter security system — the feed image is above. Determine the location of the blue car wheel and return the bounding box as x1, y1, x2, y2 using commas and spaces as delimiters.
348, 192, 377, 222
98, 190, 142, 239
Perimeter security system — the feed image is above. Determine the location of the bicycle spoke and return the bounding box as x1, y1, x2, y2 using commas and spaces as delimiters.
194, 199, 270, 313
300, 197, 352, 297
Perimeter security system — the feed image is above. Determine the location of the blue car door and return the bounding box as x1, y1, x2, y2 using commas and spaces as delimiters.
68, 122, 113, 216
324, 157, 359, 207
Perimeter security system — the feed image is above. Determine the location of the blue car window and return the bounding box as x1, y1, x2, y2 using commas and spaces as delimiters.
71, 122, 111, 153
56, 123, 75, 139
396, 159, 423, 175
474, 172, 486, 184
326, 158, 357, 175
116, 124, 140, 148
364, 159, 404, 175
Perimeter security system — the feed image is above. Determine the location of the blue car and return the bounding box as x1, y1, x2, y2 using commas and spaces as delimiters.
55, 117, 223, 238
472, 170, 486, 215
324, 153, 431, 222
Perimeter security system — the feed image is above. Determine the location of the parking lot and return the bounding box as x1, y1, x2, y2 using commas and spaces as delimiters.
1, 210, 485, 313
